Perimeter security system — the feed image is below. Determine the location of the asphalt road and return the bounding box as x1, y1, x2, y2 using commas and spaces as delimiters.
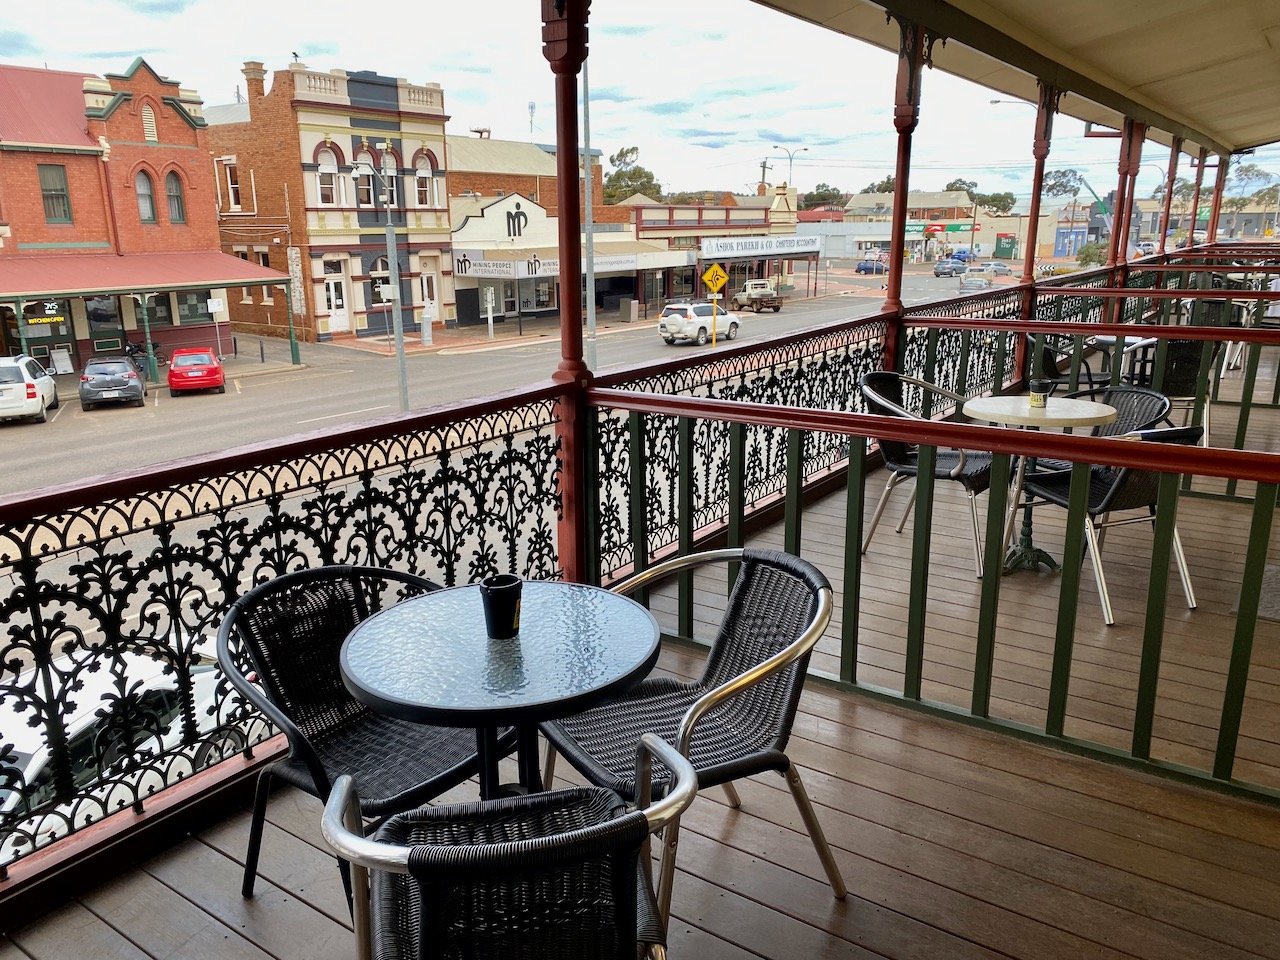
0, 270, 996, 497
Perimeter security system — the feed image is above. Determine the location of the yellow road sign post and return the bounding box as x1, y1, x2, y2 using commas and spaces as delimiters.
702, 263, 728, 346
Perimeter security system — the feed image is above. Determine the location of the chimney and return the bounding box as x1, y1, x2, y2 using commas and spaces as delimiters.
242, 61, 267, 101
757, 181, 768, 197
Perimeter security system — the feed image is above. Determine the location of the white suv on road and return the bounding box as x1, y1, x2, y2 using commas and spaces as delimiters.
658, 302, 742, 345
0, 355, 59, 423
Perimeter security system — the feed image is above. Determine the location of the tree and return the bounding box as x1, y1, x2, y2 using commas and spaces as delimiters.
859, 175, 895, 194
1252, 184, 1280, 233
944, 178, 977, 194
1076, 241, 1107, 268
975, 191, 1016, 215
1223, 162, 1274, 235
1042, 169, 1084, 198
802, 182, 845, 208
602, 146, 663, 204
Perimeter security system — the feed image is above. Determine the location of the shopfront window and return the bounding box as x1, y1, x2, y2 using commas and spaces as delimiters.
175, 291, 213, 323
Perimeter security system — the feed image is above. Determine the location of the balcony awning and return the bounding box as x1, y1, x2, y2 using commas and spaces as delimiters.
0, 250, 288, 301
759, 0, 1280, 155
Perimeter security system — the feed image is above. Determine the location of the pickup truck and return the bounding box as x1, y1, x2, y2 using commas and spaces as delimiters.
729, 280, 784, 313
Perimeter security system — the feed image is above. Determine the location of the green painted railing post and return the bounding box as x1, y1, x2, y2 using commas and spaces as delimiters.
904, 444, 936, 701
922, 329, 939, 418
1214, 482, 1278, 780
1132, 473, 1180, 760
727, 420, 746, 592
678, 415, 695, 638
627, 411, 650, 605
1227, 344, 1262, 498
784, 428, 804, 555
583, 406, 602, 586
955, 329, 972, 398
971, 453, 1012, 717
1046, 462, 1091, 738
841, 435, 867, 685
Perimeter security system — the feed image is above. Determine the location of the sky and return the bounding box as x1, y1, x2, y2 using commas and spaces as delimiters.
5, 0, 1280, 207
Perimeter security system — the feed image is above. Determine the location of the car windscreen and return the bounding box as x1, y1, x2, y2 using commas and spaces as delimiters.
0, 368, 22, 384
173, 354, 214, 367
85, 361, 132, 375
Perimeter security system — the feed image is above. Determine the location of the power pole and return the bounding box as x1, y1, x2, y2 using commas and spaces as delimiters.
758, 158, 773, 192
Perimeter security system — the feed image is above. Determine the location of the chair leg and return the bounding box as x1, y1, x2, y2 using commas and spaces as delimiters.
722, 782, 742, 808
542, 741, 558, 787
1202, 399, 1212, 447
967, 491, 984, 580
861, 473, 904, 554
655, 815, 683, 927
783, 762, 847, 899
1172, 527, 1198, 610
1083, 520, 1115, 626
241, 766, 275, 898
894, 486, 917, 534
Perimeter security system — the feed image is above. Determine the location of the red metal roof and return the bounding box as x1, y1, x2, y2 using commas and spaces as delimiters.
0, 251, 288, 298
0, 65, 98, 148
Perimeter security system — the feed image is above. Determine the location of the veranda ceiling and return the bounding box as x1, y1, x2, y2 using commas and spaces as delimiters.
755, 0, 1280, 156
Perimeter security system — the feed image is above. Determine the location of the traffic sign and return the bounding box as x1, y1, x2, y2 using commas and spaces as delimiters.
702, 262, 728, 292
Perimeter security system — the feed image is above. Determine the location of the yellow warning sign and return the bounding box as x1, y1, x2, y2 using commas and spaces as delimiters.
702, 262, 728, 293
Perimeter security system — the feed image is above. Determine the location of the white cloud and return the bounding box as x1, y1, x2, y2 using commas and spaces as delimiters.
7, 0, 1279, 199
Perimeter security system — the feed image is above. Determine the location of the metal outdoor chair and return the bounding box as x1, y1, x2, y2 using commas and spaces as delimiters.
1118, 337, 1221, 446
1023, 385, 1172, 481
216, 564, 513, 899
1026, 333, 1110, 394
1019, 426, 1202, 625
540, 547, 847, 925
320, 733, 697, 960
859, 370, 993, 577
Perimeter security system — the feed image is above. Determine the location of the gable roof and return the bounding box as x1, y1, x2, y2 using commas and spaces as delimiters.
0, 64, 98, 149
844, 190, 973, 211
446, 136, 557, 176
617, 192, 661, 205
204, 102, 250, 126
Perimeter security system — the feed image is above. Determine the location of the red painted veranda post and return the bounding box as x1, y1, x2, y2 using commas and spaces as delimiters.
543, 0, 592, 583
1016, 82, 1062, 379
1208, 152, 1230, 242
1157, 136, 1182, 257
880, 17, 935, 372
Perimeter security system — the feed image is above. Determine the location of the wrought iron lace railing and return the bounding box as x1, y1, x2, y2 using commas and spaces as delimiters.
0, 393, 563, 873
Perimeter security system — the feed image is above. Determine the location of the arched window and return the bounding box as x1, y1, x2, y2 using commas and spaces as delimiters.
415, 155, 441, 207
165, 172, 185, 223
370, 256, 395, 305
141, 104, 157, 142
353, 151, 375, 207
316, 147, 339, 205
135, 171, 156, 223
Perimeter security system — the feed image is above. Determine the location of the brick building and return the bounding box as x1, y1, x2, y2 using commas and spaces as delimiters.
0, 59, 282, 370
206, 62, 455, 342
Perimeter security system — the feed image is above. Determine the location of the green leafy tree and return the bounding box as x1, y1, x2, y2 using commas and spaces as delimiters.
1043, 169, 1084, 197
1252, 184, 1280, 233
802, 182, 845, 208
859, 175, 895, 194
1076, 240, 1107, 268
603, 146, 663, 204
1223, 163, 1274, 234
944, 178, 977, 194
975, 191, 1016, 215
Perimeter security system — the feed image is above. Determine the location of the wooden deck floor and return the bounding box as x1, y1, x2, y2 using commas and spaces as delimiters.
4, 360, 1278, 959
5, 643, 1280, 960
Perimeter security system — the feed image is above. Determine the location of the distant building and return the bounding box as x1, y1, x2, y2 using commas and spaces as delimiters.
0, 58, 281, 369
843, 190, 974, 221
206, 61, 453, 342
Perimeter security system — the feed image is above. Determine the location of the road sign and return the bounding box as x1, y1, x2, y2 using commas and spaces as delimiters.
702, 262, 728, 292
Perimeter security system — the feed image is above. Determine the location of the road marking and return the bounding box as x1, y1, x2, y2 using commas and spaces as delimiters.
297, 405, 390, 424
235, 379, 242, 394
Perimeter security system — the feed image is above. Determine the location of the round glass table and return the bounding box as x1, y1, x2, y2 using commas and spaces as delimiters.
341, 580, 660, 798
964, 395, 1117, 573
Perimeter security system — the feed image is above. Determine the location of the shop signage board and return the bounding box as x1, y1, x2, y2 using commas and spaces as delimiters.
699, 234, 821, 259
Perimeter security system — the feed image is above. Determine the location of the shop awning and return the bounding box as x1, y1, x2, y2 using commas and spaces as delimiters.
0, 251, 288, 300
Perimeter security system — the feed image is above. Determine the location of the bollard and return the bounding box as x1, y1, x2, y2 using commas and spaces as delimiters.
259, 339, 266, 363
232, 336, 239, 359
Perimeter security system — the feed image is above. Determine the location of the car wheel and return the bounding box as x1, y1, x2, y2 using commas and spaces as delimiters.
49, 388, 59, 410
170, 388, 181, 397
32, 401, 47, 424
663, 337, 675, 345
752, 302, 762, 313
695, 327, 708, 346
133, 396, 145, 408
217, 384, 226, 394
727, 322, 739, 340
772, 305, 781, 312
80, 401, 93, 411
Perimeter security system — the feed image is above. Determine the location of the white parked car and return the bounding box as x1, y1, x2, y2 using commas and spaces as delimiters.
0, 355, 59, 423
658, 301, 743, 345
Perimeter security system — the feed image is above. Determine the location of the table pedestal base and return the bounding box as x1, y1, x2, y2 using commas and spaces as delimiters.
1003, 543, 1060, 574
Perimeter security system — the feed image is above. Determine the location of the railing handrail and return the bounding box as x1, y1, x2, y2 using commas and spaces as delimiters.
586, 387, 1280, 484
1037, 286, 1280, 299
902, 317, 1280, 342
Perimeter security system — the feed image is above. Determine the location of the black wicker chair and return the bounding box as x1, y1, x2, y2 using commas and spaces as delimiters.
540, 547, 847, 924
1021, 384, 1172, 483
217, 564, 512, 899
1026, 333, 1109, 394
859, 370, 993, 577
320, 733, 697, 960
1118, 337, 1221, 446
1019, 426, 1202, 625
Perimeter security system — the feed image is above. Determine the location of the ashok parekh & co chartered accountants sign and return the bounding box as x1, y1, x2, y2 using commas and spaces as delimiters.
699, 235, 822, 259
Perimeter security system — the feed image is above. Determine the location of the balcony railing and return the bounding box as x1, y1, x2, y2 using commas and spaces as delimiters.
3, 253, 1278, 890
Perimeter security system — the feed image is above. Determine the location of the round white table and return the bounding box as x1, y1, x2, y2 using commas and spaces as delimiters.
964, 395, 1117, 573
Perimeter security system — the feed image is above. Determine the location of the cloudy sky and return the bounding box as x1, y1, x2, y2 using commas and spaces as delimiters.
5, 0, 1278, 204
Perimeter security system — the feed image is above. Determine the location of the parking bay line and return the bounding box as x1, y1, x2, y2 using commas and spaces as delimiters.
297, 405, 391, 424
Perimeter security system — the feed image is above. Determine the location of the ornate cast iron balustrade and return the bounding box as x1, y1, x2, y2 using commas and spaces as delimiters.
593, 318, 888, 579
0, 394, 563, 874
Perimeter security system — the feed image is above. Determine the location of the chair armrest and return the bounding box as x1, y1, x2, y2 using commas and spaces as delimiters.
609, 548, 744, 598
321, 774, 412, 872
634, 733, 697, 832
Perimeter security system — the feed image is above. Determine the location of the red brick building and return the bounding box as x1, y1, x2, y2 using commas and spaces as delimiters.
0, 59, 283, 371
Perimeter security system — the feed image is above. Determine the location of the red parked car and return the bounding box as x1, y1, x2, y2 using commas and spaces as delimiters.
167, 348, 225, 396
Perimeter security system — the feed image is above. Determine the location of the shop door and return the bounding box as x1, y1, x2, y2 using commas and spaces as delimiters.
325, 276, 350, 332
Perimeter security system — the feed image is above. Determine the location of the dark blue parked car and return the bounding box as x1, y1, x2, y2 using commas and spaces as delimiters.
855, 259, 888, 274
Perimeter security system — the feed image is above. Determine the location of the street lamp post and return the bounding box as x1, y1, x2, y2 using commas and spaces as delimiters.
772, 144, 808, 186
353, 144, 409, 413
